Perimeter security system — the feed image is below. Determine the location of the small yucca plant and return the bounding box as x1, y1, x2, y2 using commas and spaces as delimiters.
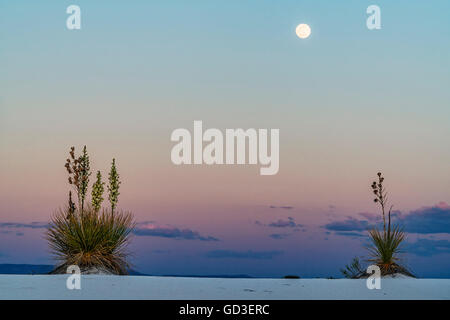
47, 206, 134, 275
340, 257, 365, 279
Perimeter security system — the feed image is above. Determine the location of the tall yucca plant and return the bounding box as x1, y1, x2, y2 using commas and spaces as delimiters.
367, 172, 413, 276
341, 172, 414, 278
49, 146, 134, 275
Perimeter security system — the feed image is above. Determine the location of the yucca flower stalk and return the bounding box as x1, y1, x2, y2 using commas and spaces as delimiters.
78, 146, 91, 213
91, 171, 105, 213
65, 147, 80, 203
65, 146, 91, 213
67, 191, 76, 218
371, 172, 392, 234
108, 158, 121, 215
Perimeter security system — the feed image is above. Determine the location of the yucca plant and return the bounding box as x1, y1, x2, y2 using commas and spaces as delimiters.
366, 226, 412, 276
47, 206, 134, 275
340, 257, 365, 279
49, 146, 134, 275
366, 172, 413, 277
341, 172, 413, 278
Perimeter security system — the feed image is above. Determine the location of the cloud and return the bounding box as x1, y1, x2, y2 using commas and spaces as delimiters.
0, 222, 49, 229
398, 203, 450, 234
405, 239, 450, 256
335, 231, 367, 238
269, 233, 290, 240
268, 217, 302, 228
133, 222, 219, 241
358, 212, 380, 222
323, 217, 371, 232
0, 222, 49, 236
269, 205, 294, 210
257, 217, 304, 239
205, 250, 282, 260
322, 202, 450, 235
255, 217, 303, 228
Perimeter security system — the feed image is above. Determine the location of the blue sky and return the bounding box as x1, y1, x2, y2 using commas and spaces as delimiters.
0, 1, 449, 277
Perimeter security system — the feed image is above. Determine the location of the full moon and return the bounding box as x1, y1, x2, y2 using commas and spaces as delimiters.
295, 23, 311, 39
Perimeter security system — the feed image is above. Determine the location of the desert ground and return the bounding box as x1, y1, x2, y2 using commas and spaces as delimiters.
0, 275, 449, 300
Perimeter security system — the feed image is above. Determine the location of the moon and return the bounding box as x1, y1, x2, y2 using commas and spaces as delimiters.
295, 24, 311, 39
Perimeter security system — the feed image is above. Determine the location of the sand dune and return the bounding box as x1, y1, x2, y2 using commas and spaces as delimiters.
0, 275, 449, 300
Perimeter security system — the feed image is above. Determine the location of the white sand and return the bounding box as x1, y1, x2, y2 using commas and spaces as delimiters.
0, 275, 449, 300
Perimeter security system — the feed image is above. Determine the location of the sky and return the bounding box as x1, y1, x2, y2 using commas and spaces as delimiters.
0, 0, 449, 278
